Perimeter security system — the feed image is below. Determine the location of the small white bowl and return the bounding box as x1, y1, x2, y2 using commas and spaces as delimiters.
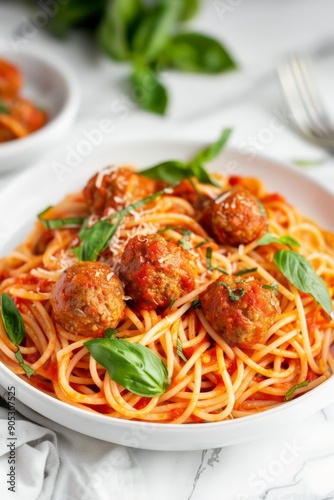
0, 48, 80, 173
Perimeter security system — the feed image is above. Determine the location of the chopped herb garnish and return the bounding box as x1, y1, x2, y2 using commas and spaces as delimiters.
195, 239, 209, 248
169, 298, 176, 309
257, 199, 267, 218
235, 277, 245, 284
216, 281, 245, 301
284, 380, 309, 401
262, 283, 279, 296
234, 267, 258, 276
178, 229, 192, 250
206, 247, 229, 275
177, 338, 188, 362
191, 298, 201, 310
293, 159, 325, 167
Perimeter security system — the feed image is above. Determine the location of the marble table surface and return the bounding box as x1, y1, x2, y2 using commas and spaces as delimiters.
1, 1, 334, 499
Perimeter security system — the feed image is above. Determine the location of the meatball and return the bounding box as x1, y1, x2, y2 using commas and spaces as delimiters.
201, 186, 268, 246
200, 275, 280, 348
50, 262, 125, 337
83, 167, 158, 216
119, 234, 196, 311
0, 59, 23, 98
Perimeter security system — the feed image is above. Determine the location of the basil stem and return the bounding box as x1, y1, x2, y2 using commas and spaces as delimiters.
274, 250, 332, 316
84, 337, 170, 397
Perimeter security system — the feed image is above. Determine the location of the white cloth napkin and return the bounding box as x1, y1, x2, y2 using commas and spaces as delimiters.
0, 388, 147, 500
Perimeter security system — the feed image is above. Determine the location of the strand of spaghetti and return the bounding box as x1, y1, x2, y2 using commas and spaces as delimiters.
57, 339, 91, 361
22, 315, 47, 355
58, 352, 107, 404
172, 280, 215, 310
293, 287, 322, 374
141, 310, 152, 331
231, 253, 295, 300
52, 379, 98, 411
196, 310, 235, 360
182, 327, 207, 349
233, 347, 297, 379
252, 330, 299, 363
235, 377, 288, 408
126, 213, 207, 236
66, 347, 90, 379
27, 302, 58, 370
9, 287, 51, 300
175, 341, 211, 383
103, 374, 159, 418
124, 307, 145, 333
172, 360, 202, 423
31, 268, 62, 281
139, 303, 191, 345
322, 328, 332, 366
9, 256, 43, 276
159, 373, 194, 402
194, 346, 235, 421
89, 356, 104, 388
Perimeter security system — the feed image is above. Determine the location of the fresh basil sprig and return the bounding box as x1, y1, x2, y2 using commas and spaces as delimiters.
1, 293, 35, 378
257, 233, 300, 249
47, 0, 235, 115
74, 186, 172, 261
274, 250, 332, 316
284, 380, 309, 401
84, 336, 170, 397
141, 129, 231, 187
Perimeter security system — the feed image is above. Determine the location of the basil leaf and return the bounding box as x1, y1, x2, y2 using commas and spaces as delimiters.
1, 293, 25, 346
132, 0, 181, 62
48, 0, 106, 38
140, 129, 231, 185
284, 380, 309, 401
177, 338, 187, 362
274, 250, 332, 316
131, 64, 168, 115
74, 219, 120, 262
98, 0, 142, 61
192, 128, 232, 165
15, 349, 35, 379
84, 337, 170, 397
167, 33, 236, 74
234, 267, 258, 276
180, 0, 199, 20
0, 100, 10, 114
216, 281, 245, 301
140, 161, 190, 183
38, 215, 85, 230
257, 233, 300, 249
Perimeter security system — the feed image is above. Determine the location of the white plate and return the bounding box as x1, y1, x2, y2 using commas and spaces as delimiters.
0, 138, 334, 451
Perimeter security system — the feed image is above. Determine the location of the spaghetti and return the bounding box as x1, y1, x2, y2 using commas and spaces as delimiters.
0, 166, 333, 424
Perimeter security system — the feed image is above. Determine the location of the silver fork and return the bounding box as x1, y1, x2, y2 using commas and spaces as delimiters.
277, 53, 334, 150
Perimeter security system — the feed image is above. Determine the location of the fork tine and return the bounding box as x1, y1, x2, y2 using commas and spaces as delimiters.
290, 54, 334, 138
277, 57, 316, 137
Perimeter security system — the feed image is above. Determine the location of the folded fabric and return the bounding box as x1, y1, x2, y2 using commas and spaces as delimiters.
0, 387, 147, 500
